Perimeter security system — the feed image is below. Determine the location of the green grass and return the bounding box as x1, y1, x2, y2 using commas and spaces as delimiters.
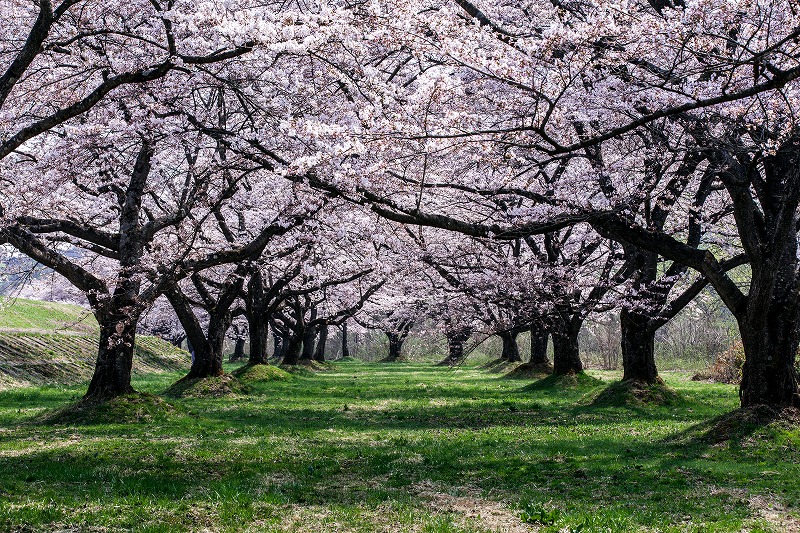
0, 363, 797, 532
0, 297, 98, 332
0, 298, 189, 387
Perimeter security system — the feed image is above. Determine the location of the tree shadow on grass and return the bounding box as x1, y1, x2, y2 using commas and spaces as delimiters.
664, 404, 800, 446
0, 365, 795, 531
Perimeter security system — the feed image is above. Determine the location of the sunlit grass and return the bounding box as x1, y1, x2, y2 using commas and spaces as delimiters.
0, 362, 796, 532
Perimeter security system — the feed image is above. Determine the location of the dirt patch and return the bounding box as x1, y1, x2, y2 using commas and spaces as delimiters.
504, 362, 554, 380
749, 493, 800, 531
38, 393, 180, 425
163, 374, 250, 399
590, 379, 682, 407
412, 480, 533, 532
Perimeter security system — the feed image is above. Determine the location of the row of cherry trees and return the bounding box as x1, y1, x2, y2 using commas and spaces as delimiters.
1, 0, 799, 407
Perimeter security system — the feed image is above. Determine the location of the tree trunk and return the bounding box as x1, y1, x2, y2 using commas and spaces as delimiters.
313, 325, 328, 362
341, 321, 350, 358
498, 330, 522, 362
246, 269, 268, 364
272, 331, 285, 361
620, 309, 659, 383
738, 264, 800, 407
84, 315, 138, 400
170, 333, 186, 348
384, 331, 406, 361
230, 336, 246, 363
185, 316, 226, 379
282, 326, 304, 365
529, 325, 549, 365
300, 324, 317, 361
551, 317, 583, 375
441, 327, 471, 365
248, 313, 269, 364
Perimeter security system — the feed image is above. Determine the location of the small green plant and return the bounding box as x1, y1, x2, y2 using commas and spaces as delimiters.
519, 501, 561, 525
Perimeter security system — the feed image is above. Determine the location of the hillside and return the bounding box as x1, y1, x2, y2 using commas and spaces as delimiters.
0, 298, 189, 388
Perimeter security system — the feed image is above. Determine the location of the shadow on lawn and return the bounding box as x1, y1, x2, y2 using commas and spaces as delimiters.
0, 364, 791, 531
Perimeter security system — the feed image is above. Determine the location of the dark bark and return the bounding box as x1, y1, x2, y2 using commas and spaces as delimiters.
281, 325, 304, 365
498, 330, 522, 362
380, 318, 413, 362
341, 321, 350, 359
230, 336, 246, 363
165, 285, 222, 380
272, 331, 285, 361
385, 332, 405, 361
248, 314, 268, 364
620, 309, 658, 383
84, 144, 155, 399
313, 325, 328, 362
184, 320, 225, 379
300, 324, 317, 361
441, 327, 472, 365
738, 253, 800, 407
84, 314, 137, 400
551, 315, 583, 375
170, 332, 187, 348
246, 269, 269, 364
529, 325, 549, 365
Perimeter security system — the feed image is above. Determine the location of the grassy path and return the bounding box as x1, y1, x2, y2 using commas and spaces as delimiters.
0, 362, 797, 532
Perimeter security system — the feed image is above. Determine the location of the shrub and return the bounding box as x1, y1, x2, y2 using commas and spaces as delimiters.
706, 341, 745, 384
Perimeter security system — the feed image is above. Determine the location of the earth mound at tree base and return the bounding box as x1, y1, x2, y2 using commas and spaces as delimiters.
163, 374, 250, 398
232, 364, 291, 382
38, 393, 179, 424
702, 405, 800, 444
523, 372, 603, 392
504, 362, 554, 379
379, 356, 409, 363
295, 359, 335, 371
590, 379, 682, 407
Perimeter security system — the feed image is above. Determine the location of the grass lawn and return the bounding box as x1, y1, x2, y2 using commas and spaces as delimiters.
0, 362, 797, 532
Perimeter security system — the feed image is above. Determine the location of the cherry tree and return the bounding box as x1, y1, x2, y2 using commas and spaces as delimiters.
282, 0, 800, 406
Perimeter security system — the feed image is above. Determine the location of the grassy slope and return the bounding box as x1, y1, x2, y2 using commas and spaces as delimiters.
0, 297, 98, 332
0, 364, 797, 532
0, 298, 188, 387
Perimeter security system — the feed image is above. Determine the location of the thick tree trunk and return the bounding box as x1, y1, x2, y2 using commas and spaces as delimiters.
551, 317, 583, 375
384, 331, 406, 361
272, 331, 285, 360
230, 337, 246, 363
313, 325, 328, 362
248, 314, 269, 364
246, 269, 268, 364
738, 265, 800, 407
300, 324, 317, 361
84, 315, 137, 400
341, 321, 350, 359
529, 325, 549, 365
185, 316, 226, 379
441, 327, 472, 365
498, 330, 522, 362
282, 327, 304, 365
620, 309, 659, 384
